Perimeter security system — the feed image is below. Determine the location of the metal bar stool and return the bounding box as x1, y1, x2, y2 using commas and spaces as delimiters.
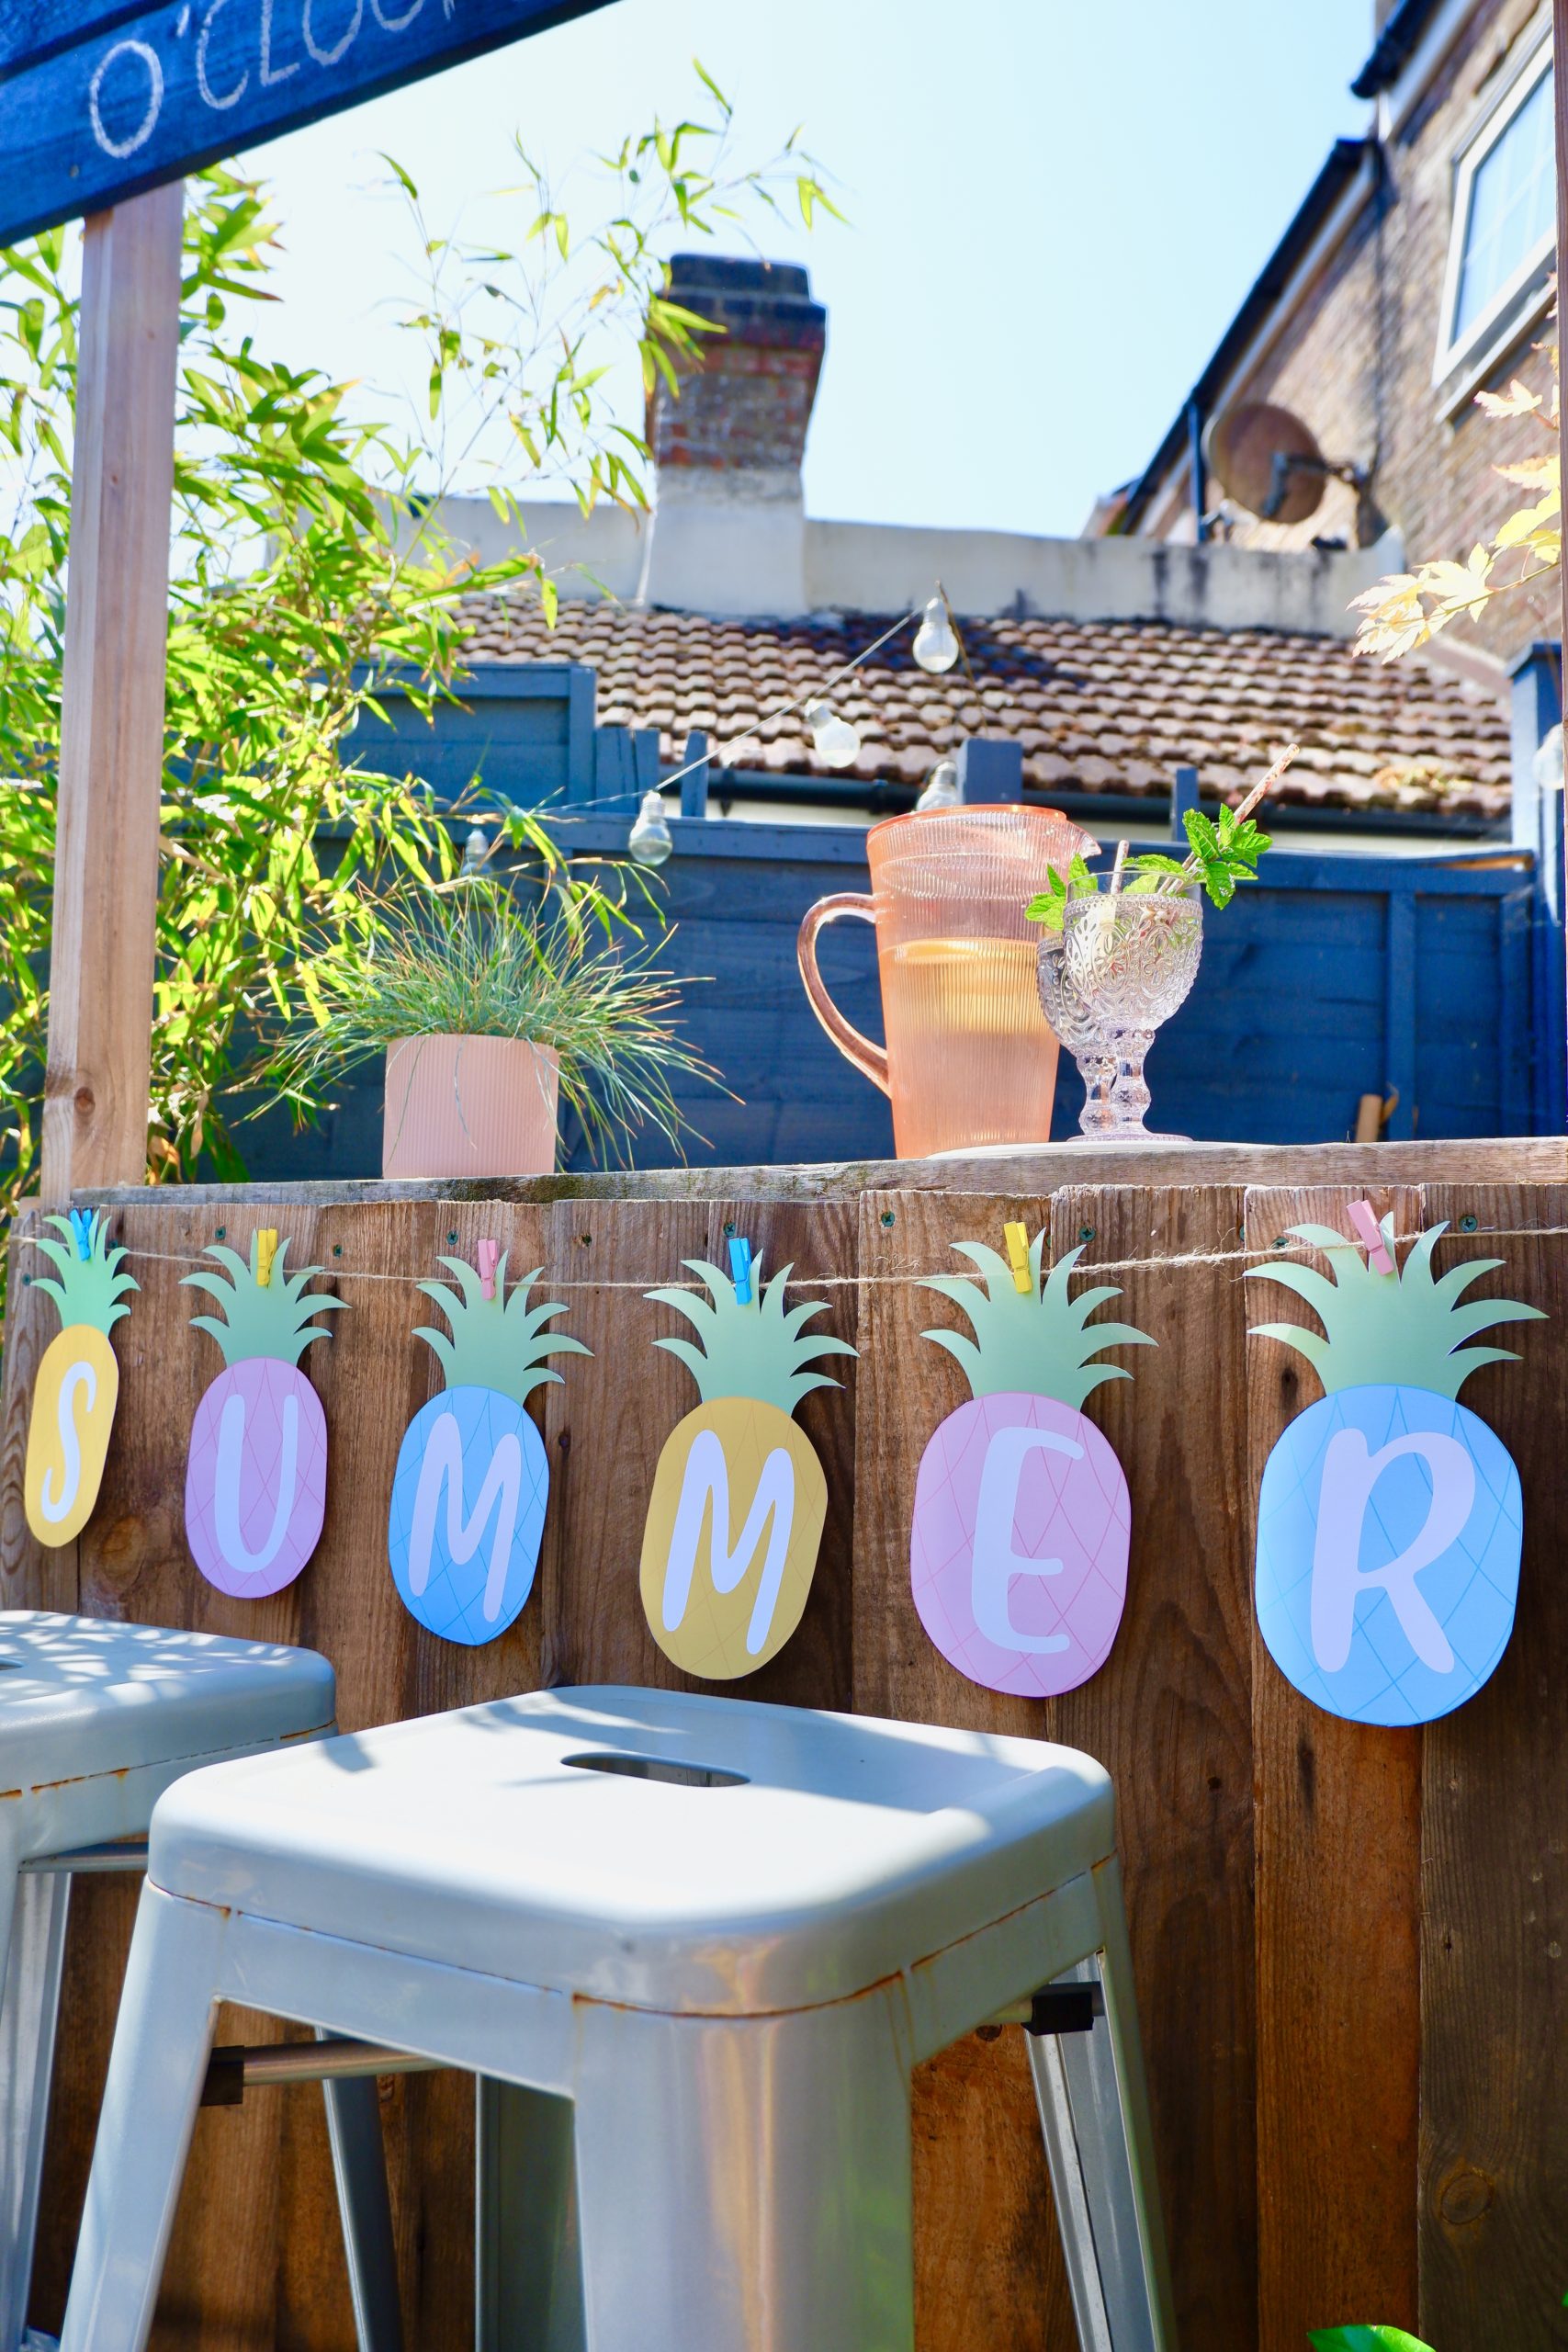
0, 1611, 399, 2352
60, 1686, 1178, 2352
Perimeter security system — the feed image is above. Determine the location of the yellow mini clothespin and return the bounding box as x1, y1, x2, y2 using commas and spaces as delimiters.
1003, 1221, 1032, 1295
255, 1229, 279, 1289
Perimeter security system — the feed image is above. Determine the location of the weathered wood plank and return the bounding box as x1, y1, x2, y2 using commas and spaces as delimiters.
78, 1135, 1568, 1213
1418, 1185, 1568, 2351
1247, 1183, 1425, 2352
1045, 1183, 1255, 2351
852, 1185, 1070, 2351
539, 1194, 857, 1708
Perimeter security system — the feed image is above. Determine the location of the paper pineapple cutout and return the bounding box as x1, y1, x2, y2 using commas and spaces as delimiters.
910, 1235, 1153, 1697
1248, 1214, 1543, 1724
639, 1257, 855, 1679
25, 1211, 138, 1546
184, 1236, 344, 1597
388, 1254, 588, 1645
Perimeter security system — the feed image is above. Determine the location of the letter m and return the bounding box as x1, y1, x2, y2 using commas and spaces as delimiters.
408, 1409, 523, 1625
662, 1430, 795, 1659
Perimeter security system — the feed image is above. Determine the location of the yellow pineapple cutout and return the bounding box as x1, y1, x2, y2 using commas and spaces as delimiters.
25, 1211, 138, 1546
639, 1250, 856, 1679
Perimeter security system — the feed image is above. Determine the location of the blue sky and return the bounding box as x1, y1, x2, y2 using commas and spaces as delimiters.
242, 0, 1378, 538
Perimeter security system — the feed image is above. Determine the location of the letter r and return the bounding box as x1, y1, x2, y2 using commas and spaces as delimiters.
1309, 1426, 1475, 1676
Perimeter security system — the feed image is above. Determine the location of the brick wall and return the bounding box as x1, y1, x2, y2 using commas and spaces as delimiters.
1142, 0, 1559, 666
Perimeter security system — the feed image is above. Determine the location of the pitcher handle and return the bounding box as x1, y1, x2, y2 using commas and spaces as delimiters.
796, 893, 890, 1097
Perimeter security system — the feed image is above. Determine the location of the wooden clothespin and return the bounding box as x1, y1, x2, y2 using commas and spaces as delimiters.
1003, 1221, 1032, 1295
477, 1238, 502, 1302
68, 1207, 95, 1261
1346, 1198, 1395, 1276
728, 1235, 753, 1305
254, 1229, 279, 1289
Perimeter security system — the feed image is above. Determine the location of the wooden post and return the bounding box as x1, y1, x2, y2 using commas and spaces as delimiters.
1556, 0, 1568, 1114
41, 184, 183, 1201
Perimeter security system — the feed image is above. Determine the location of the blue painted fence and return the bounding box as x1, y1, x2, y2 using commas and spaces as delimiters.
235, 660, 1562, 1180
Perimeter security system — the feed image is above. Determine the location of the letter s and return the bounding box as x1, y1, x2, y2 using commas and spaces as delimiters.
39, 1362, 96, 1526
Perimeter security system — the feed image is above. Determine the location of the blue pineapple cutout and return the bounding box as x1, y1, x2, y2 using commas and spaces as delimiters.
387, 1255, 589, 1645
1248, 1210, 1544, 1725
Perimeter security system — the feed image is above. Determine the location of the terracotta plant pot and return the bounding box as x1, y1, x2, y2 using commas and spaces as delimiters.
381, 1034, 561, 1180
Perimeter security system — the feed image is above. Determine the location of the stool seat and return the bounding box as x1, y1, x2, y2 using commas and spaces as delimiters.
0, 1611, 335, 1862
148, 1686, 1114, 2015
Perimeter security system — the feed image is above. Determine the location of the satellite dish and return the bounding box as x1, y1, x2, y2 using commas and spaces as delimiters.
1204, 401, 1329, 525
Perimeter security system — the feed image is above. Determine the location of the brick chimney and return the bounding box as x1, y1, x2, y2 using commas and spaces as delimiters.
638, 254, 827, 616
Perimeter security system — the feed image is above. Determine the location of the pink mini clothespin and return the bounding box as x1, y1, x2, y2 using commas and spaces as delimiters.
477, 1239, 501, 1301
1346, 1198, 1395, 1276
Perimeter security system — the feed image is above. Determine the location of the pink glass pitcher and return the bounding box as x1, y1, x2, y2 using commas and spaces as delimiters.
797, 804, 1100, 1159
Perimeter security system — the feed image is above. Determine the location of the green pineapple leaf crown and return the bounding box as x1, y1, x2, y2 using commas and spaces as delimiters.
183, 1236, 345, 1368
32, 1212, 137, 1335
648, 1254, 857, 1418
921, 1234, 1154, 1408
1246, 1216, 1545, 1402
415, 1253, 590, 1411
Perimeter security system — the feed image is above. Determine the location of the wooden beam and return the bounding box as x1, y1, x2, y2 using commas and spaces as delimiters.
42, 183, 182, 1200
1557, 0, 1568, 1105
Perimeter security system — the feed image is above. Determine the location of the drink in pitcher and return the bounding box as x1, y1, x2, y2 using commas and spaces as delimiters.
877, 937, 1059, 1159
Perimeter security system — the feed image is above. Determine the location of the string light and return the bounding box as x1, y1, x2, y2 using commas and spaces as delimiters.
912, 595, 960, 674
626, 789, 673, 867
915, 757, 960, 811
803, 699, 862, 770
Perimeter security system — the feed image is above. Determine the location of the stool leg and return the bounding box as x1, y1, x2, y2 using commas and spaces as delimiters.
1026, 1858, 1178, 2352
318, 2040, 405, 2352
59, 1883, 224, 2352
476, 2076, 584, 2352
0, 1844, 69, 2352
570, 1998, 914, 2352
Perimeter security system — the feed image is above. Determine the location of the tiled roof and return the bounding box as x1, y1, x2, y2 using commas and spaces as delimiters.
457, 594, 1513, 818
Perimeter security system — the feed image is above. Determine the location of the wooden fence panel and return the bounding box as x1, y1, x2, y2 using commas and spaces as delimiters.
4, 1172, 1568, 2349
1416, 1185, 1568, 2351
1245, 1184, 1426, 2352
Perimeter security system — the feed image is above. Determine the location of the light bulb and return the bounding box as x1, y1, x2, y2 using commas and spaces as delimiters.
460, 826, 491, 876
915, 758, 960, 812
627, 788, 673, 867
1533, 723, 1563, 792
912, 595, 960, 673
804, 698, 862, 771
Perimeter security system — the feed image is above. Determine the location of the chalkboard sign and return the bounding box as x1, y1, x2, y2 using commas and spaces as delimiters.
0, 0, 615, 249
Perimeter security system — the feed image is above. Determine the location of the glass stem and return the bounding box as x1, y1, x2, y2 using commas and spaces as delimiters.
1108, 1030, 1155, 1135
1075, 1050, 1117, 1136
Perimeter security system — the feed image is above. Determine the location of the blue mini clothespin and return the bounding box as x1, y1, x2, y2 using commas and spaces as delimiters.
69, 1208, 94, 1261
728, 1235, 753, 1305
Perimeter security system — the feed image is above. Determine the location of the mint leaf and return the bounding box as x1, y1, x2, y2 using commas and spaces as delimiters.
1307, 2331, 1432, 2352
1183, 808, 1221, 863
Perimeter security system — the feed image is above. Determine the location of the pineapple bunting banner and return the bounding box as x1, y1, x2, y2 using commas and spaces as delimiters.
387, 1254, 589, 1645
640, 1252, 856, 1679
1248, 1206, 1545, 1726
184, 1234, 345, 1598
911, 1234, 1154, 1698
24, 1211, 138, 1548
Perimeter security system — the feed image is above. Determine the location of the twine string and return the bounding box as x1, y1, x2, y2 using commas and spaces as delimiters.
20, 1225, 1568, 1295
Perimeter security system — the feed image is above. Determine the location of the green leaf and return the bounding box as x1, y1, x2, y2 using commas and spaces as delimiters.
1307, 2330, 1433, 2352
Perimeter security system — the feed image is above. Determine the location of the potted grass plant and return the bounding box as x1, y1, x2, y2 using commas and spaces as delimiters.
266, 871, 717, 1178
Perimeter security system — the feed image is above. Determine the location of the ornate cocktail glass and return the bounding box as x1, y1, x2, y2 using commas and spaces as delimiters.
1059, 887, 1203, 1142
1036, 938, 1117, 1137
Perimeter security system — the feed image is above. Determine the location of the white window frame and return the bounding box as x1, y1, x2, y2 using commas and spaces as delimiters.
1432, 28, 1555, 390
